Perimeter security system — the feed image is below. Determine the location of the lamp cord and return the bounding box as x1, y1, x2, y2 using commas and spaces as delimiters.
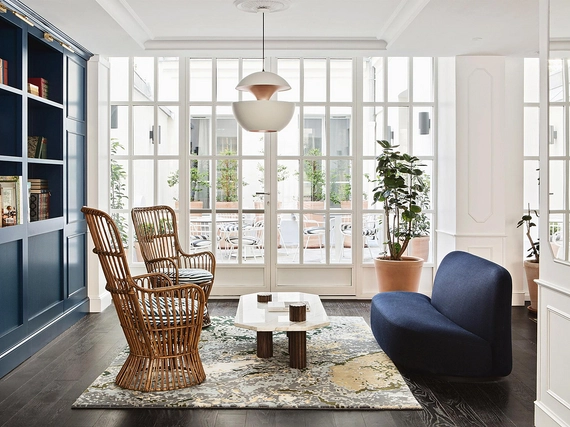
262, 12, 265, 72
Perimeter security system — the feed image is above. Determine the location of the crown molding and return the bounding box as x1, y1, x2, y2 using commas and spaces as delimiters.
144, 38, 387, 51
95, 0, 153, 49
378, 0, 431, 49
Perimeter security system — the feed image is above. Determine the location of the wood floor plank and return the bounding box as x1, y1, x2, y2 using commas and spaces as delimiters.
0, 302, 537, 427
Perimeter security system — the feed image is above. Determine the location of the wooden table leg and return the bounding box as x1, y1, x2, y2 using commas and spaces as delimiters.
257, 331, 273, 358
288, 331, 307, 368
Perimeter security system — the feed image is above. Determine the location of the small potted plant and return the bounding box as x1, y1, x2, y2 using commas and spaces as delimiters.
371, 139, 427, 292
167, 163, 210, 210
517, 205, 539, 313
303, 148, 326, 208
407, 174, 431, 261
216, 149, 248, 208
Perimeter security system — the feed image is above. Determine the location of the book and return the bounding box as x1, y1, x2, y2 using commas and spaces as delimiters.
29, 189, 50, 221
0, 58, 6, 85
28, 83, 39, 96
267, 301, 311, 312
27, 136, 47, 159
28, 178, 49, 190
28, 77, 48, 99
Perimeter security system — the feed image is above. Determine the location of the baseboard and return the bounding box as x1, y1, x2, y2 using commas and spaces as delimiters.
0, 299, 89, 379
89, 292, 112, 313
535, 400, 570, 427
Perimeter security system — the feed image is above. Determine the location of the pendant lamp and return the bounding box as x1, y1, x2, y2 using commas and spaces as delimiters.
232, 0, 294, 132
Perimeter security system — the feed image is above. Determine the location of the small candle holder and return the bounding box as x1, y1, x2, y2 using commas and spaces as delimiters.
257, 292, 272, 303
289, 302, 307, 322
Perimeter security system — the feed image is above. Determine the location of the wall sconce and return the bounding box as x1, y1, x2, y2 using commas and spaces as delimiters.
550, 125, 557, 144
419, 112, 431, 135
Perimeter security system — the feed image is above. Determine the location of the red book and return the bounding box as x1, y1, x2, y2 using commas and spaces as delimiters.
3, 59, 7, 85
28, 77, 48, 98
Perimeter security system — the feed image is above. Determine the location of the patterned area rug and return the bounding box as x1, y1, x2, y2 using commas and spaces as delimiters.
72, 316, 421, 410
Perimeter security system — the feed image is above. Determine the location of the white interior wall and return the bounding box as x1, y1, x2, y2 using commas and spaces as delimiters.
86, 55, 112, 313
437, 56, 525, 305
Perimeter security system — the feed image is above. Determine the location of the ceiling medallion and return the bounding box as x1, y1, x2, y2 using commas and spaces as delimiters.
233, 0, 290, 14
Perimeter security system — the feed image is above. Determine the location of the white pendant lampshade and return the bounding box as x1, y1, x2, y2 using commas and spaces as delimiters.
233, 70, 294, 132
232, 1, 295, 133
233, 99, 295, 133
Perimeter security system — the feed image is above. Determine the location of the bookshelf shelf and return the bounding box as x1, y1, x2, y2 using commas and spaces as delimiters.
0, 1, 92, 379
0, 83, 23, 96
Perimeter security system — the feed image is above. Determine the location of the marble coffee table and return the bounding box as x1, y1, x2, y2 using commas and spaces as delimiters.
234, 292, 330, 368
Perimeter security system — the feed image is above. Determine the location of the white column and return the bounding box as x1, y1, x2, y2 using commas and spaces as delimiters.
86, 55, 112, 312
437, 56, 525, 306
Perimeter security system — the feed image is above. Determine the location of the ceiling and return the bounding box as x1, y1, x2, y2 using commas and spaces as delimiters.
19, 0, 539, 57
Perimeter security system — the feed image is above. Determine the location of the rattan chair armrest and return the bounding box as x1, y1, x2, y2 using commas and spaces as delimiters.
131, 272, 174, 289
128, 286, 206, 337
177, 250, 216, 273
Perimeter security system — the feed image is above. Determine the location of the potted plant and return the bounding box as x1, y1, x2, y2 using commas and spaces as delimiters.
110, 138, 129, 248
167, 163, 210, 210
371, 139, 426, 292
517, 205, 539, 313
407, 174, 431, 261
216, 149, 247, 208
302, 148, 326, 206
330, 172, 352, 208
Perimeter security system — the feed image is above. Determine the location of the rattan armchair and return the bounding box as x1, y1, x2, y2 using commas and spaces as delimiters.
131, 205, 216, 326
81, 206, 206, 392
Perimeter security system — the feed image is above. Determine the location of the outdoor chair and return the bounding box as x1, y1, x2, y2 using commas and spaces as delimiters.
131, 205, 216, 327
82, 206, 206, 391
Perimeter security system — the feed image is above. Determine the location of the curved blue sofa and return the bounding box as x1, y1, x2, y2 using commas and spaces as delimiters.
370, 251, 512, 377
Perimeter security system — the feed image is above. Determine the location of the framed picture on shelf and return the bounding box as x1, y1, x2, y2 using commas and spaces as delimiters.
0, 176, 21, 227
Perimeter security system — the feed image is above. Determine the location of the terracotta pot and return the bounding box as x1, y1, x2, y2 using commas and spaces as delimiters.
408, 236, 430, 262
216, 201, 238, 209
374, 256, 424, 292
523, 260, 539, 313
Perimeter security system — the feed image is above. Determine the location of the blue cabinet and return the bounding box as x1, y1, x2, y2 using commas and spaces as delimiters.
0, 1, 92, 378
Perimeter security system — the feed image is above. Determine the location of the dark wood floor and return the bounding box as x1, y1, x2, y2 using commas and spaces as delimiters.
0, 300, 537, 427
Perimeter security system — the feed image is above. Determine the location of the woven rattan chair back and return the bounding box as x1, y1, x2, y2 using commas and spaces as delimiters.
82, 206, 206, 391
131, 205, 216, 301
131, 205, 180, 265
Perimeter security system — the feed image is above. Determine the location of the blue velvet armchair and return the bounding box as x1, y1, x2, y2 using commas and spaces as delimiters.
370, 251, 513, 377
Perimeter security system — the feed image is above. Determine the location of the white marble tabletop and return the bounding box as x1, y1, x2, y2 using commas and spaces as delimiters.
234, 292, 330, 332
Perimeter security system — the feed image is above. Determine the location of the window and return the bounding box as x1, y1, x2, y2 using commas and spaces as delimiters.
109, 56, 437, 271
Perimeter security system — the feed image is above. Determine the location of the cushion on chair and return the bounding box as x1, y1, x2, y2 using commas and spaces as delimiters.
189, 236, 212, 251
225, 236, 260, 246
371, 292, 492, 376
159, 268, 213, 284
304, 227, 325, 235
140, 297, 202, 325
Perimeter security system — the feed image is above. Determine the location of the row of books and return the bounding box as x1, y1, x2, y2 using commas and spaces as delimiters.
28, 77, 48, 99
0, 58, 7, 85
28, 136, 48, 159
29, 179, 50, 222
0, 177, 52, 225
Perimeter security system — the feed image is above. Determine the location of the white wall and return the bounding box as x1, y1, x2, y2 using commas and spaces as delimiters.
86, 55, 112, 313
437, 56, 525, 306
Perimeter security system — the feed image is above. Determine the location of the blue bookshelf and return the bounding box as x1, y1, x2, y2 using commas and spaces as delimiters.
0, 1, 92, 378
